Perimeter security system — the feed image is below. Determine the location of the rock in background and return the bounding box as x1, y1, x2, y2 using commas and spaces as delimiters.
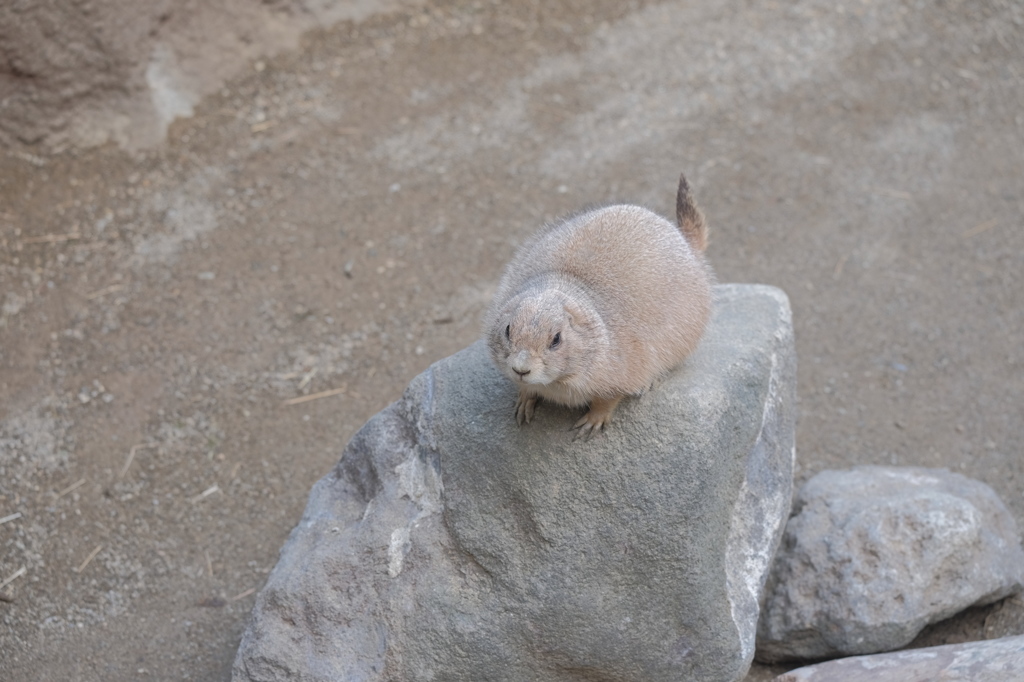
232, 283, 796, 682
757, 466, 1024, 663
0, 0, 421, 150
773, 635, 1024, 682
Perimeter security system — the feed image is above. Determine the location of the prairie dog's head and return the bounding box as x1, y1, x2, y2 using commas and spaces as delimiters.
486, 288, 600, 389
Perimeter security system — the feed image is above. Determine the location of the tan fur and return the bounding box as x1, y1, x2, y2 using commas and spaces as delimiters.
483, 174, 714, 436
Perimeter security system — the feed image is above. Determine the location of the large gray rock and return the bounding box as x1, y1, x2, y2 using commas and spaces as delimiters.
757, 466, 1024, 663
773, 635, 1024, 682
233, 283, 796, 682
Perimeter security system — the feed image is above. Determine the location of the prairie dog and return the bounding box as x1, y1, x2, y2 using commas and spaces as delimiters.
483, 174, 714, 436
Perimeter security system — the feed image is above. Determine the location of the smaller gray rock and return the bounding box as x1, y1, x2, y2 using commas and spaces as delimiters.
757, 466, 1024, 662
772, 635, 1024, 682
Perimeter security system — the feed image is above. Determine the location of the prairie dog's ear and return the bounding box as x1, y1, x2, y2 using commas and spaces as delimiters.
676, 173, 708, 253
562, 297, 598, 333
563, 298, 583, 328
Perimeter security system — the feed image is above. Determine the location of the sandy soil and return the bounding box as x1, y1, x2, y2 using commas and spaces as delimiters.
1, 1, 1022, 680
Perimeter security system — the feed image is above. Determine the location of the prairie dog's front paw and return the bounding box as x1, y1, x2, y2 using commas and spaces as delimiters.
572, 396, 622, 439
515, 391, 538, 426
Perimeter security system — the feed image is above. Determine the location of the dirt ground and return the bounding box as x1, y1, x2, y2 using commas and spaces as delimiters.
1, 1, 1022, 680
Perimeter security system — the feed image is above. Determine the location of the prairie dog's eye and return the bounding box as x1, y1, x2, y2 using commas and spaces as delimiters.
550, 332, 561, 349
505, 324, 511, 340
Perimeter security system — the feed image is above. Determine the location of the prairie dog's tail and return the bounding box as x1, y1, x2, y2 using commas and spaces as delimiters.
675, 174, 708, 253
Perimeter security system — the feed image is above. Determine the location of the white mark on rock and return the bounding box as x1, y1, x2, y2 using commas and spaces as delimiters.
880, 469, 940, 487
388, 453, 444, 578
725, 346, 790, 665
388, 527, 411, 578
859, 650, 937, 669
395, 453, 442, 518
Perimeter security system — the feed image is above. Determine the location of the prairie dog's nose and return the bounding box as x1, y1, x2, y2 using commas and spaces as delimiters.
510, 351, 532, 376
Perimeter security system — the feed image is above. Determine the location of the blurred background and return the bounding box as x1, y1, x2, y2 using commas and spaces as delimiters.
1, 1, 1022, 679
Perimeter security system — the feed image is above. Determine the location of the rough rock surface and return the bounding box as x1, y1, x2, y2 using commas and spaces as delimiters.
232, 283, 796, 682
773, 635, 1024, 682
757, 466, 1024, 663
